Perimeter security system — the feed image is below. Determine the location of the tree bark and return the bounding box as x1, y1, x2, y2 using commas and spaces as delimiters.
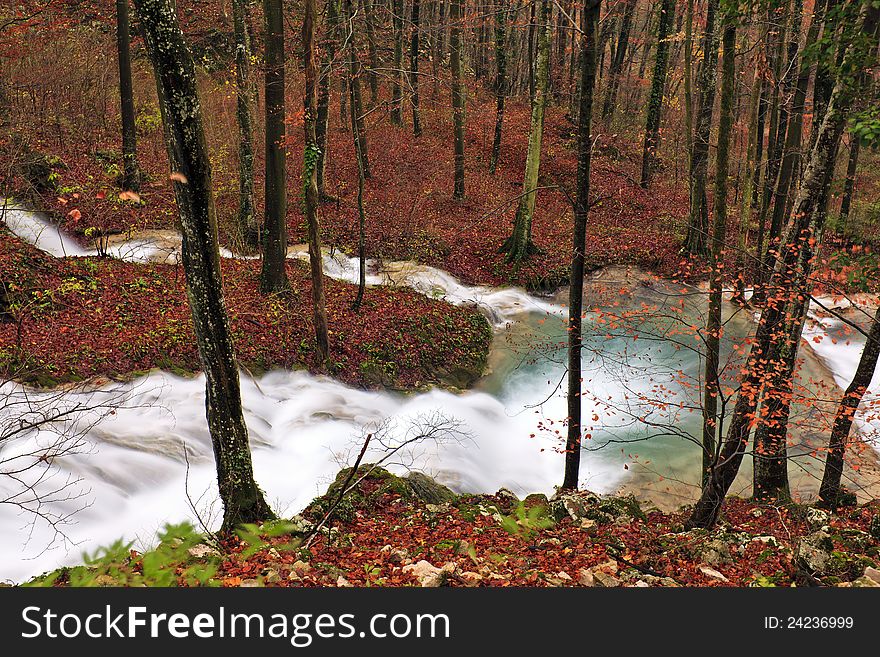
839, 137, 860, 230
639, 0, 675, 188
133, 0, 274, 531
316, 0, 339, 198
562, 0, 601, 491
701, 17, 735, 488
488, 0, 507, 175
391, 0, 405, 125
600, 0, 635, 123
261, 0, 290, 293
502, 0, 551, 263
410, 0, 423, 136
116, 0, 140, 192
303, 0, 331, 364
232, 0, 259, 249
450, 0, 466, 200
682, 0, 719, 255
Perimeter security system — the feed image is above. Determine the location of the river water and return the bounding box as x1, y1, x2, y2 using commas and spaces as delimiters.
1, 205, 878, 583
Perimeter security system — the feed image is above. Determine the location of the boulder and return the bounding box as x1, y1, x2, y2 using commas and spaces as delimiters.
493, 488, 519, 513
699, 566, 730, 583
796, 531, 834, 574
187, 544, 220, 560
592, 571, 621, 588
403, 560, 455, 587
805, 507, 830, 530
697, 539, 733, 566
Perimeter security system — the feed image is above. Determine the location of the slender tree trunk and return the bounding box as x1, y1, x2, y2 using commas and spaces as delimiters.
450, 0, 466, 200
502, 0, 551, 263
116, 0, 140, 192
683, 0, 693, 182
601, 0, 635, 123
701, 17, 735, 488
391, 0, 405, 125
489, 0, 507, 174
316, 0, 339, 198
683, 0, 719, 256
346, 1, 372, 178
411, 0, 423, 136
360, 0, 380, 103
232, 0, 259, 249
261, 0, 290, 293
303, 0, 331, 363
839, 137, 860, 230
819, 304, 880, 507
562, 0, 601, 492
686, 0, 879, 529
348, 1, 368, 311
640, 0, 674, 188
133, 0, 274, 531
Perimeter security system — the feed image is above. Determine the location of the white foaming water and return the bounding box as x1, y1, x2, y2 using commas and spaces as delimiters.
3, 204, 559, 325
802, 300, 880, 450
0, 366, 631, 583
1, 204, 91, 257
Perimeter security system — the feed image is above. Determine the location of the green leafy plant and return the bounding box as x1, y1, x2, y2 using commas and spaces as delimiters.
497, 501, 555, 542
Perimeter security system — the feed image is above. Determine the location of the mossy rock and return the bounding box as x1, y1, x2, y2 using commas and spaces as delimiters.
308, 464, 456, 522
523, 493, 550, 513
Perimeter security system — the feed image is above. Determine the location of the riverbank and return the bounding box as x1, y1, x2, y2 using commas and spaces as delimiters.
0, 228, 491, 389
23, 467, 880, 588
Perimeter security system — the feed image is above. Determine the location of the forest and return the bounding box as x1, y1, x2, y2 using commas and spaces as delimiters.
0, 0, 879, 589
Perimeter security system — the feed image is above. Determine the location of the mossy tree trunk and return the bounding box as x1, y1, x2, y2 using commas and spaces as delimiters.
682, 0, 718, 256
488, 0, 507, 175
261, 0, 290, 293
303, 0, 331, 364
116, 0, 140, 192
450, 0, 466, 200
701, 15, 735, 488
639, 0, 674, 189
562, 0, 601, 492
133, 0, 274, 532
502, 0, 551, 263
232, 0, 259, 249
839, 136, 860, 229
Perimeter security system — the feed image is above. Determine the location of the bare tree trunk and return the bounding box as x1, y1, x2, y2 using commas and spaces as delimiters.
316, 0, 339, 198
601, 0, 635, 124
450, 0, 466, 200
232, 0, 259, 249
682, 0, 719, 256
346, 0, 371, 178
839, 136, 860, 230
360, 0, 380, 103
411, 0, 423, 136
488, 0, 507, 174
562, 0, 601, 491
639, 0, 674, 188
304, 0, 331, 363
391, 0, 405, 125
133, 0, 274, 531
116, 0, 140, 192
701, 17, 735, 488
261, 0, 290, 293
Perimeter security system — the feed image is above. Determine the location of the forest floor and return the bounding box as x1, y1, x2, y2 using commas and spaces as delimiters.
24, 467, 880, 588
0, 229, 491, 389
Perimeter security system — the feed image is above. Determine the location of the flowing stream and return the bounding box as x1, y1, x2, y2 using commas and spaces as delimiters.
1, 205, 879, 583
